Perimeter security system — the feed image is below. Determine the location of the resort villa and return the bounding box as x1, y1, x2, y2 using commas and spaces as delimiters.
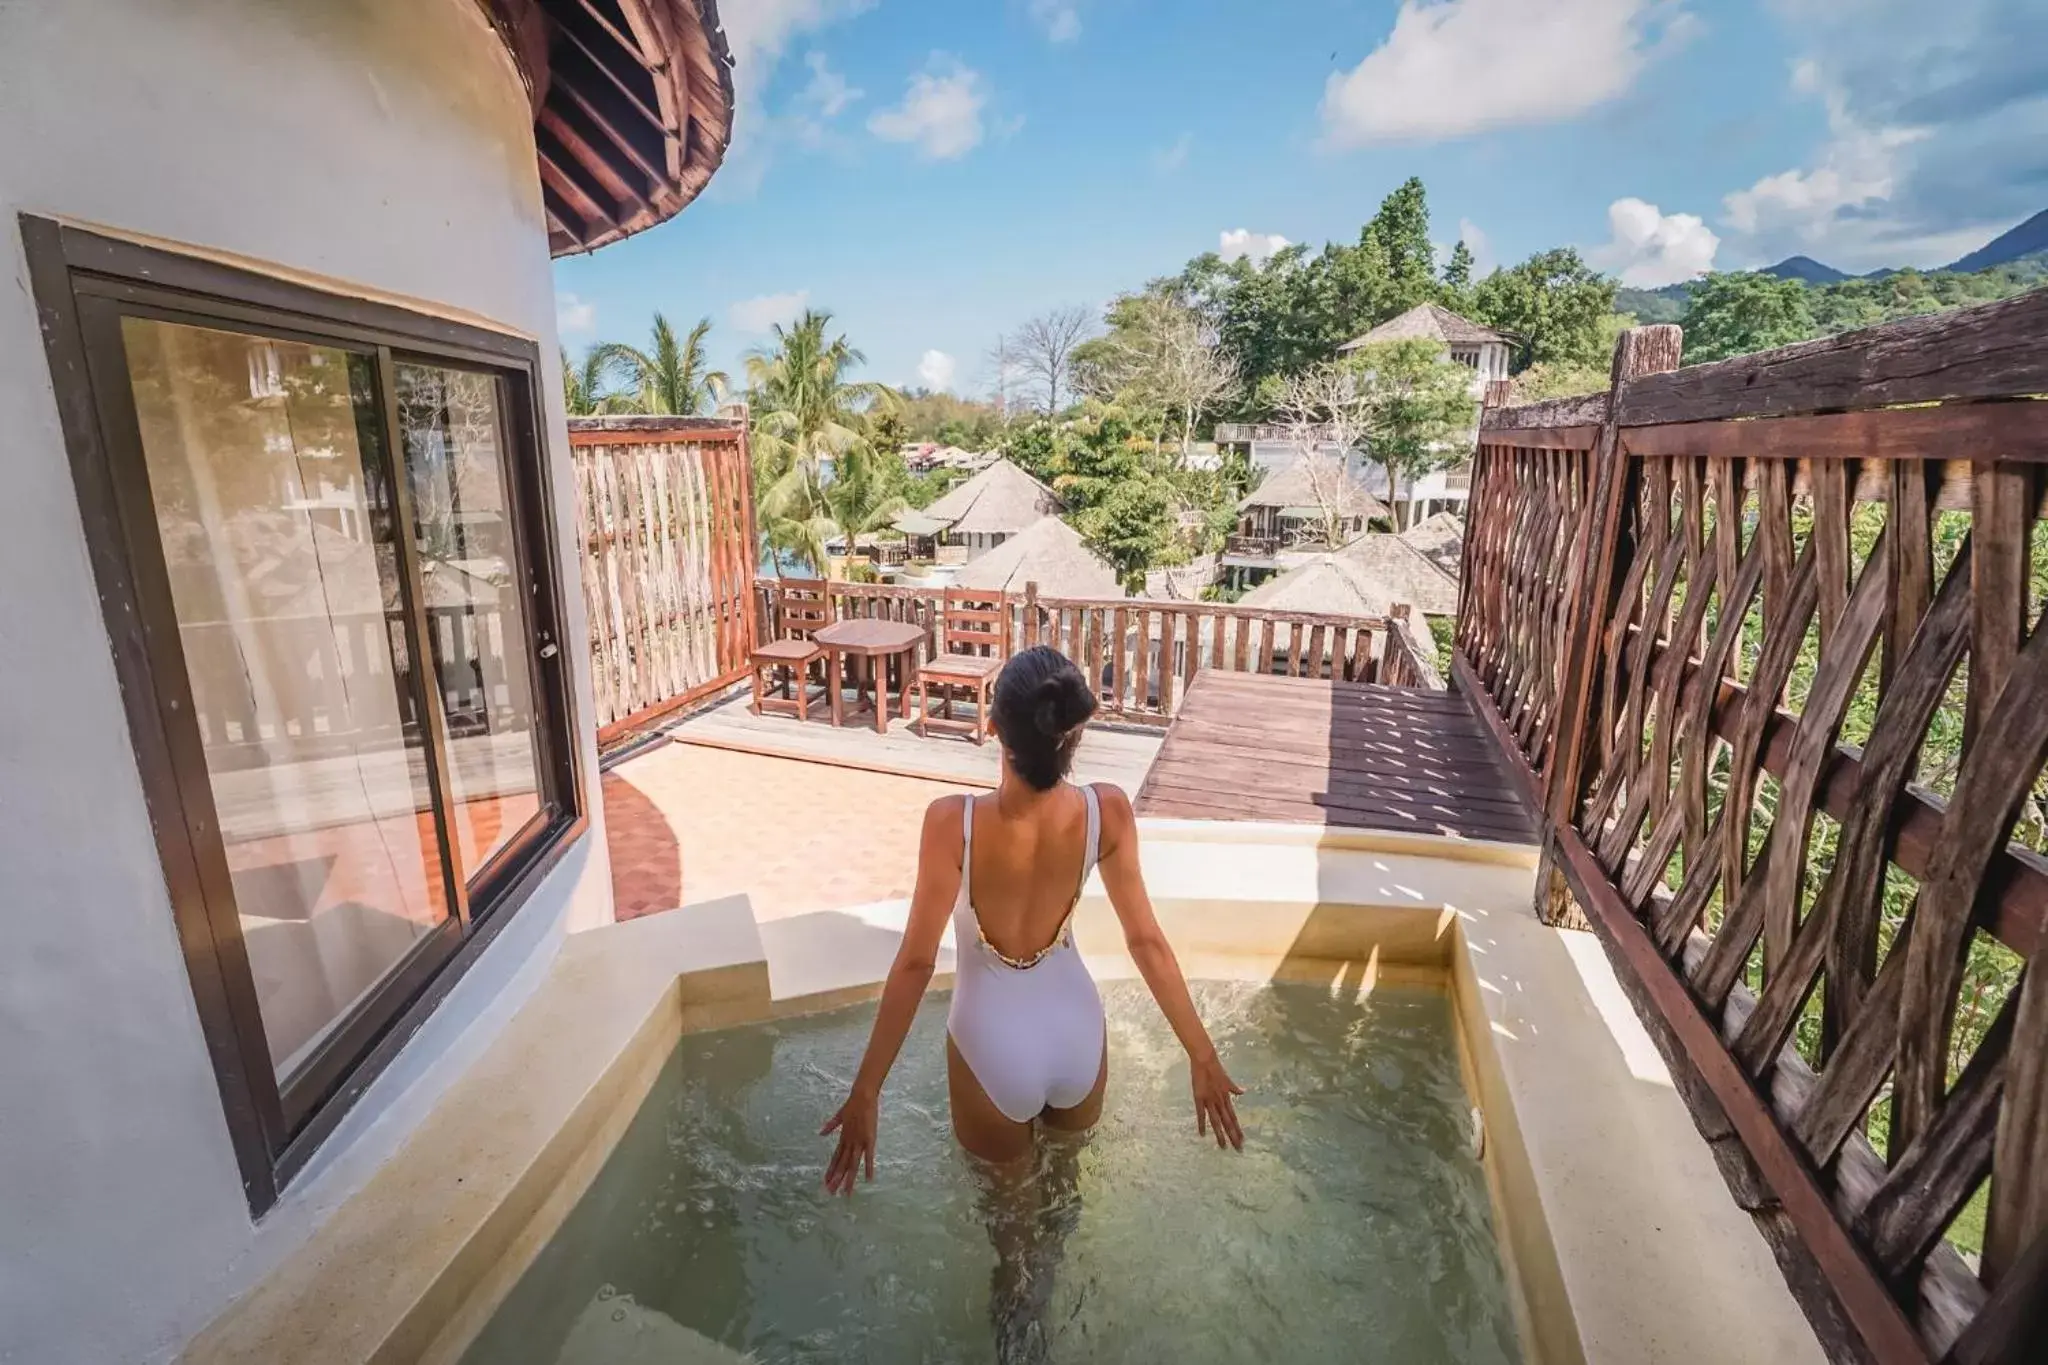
1337, 301, 1516, 390
901, 455, 1065, 561
2, 5, 2043, 1365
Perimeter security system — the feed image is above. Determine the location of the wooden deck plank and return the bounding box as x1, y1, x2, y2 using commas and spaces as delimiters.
669, 693, 1162, 793
1134, 673, 1539, 844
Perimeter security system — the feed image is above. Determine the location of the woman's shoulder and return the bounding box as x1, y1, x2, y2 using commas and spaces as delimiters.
1082, 782, 1134, 823
919, 793, 971, 843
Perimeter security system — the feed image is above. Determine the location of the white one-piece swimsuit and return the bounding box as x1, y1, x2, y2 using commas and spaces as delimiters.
946, 787, 1107, 1123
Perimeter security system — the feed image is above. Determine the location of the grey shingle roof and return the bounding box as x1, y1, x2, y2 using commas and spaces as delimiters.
1338, 303, 1510, 351
921, 458, 1063, 536
950, 516, 1124, 599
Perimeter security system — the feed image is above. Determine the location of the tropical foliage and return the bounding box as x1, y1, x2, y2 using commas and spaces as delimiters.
561, 346, 626, 417
592, 313, 727, 415
1679, 272, 1817, 364
745, 309, 900, 573
1343, 339, 1478, 524
1616, 260, 2046, 367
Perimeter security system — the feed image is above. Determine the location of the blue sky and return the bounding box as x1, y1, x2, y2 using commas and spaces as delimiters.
552, 0, 2048, 394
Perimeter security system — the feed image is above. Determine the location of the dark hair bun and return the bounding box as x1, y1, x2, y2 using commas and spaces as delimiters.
1032, 672, 1093, 737
993, 646, 1097, 790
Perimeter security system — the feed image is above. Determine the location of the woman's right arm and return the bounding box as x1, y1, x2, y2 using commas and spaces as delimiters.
1093, 785, 1244, 1150
822, 795, 963, 1193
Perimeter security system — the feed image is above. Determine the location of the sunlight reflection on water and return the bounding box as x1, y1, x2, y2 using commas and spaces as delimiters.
461, 981, 1521, 1365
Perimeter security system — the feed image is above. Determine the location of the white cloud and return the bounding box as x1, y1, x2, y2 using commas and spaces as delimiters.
1590, 197, 1720, 286
1030, 0, 1082, 42
918, 349, 958, 391
728, 290, 810, 334
555, 292, 595, 335
1153, 133, 1193, 173
1457, 218, 1492, 274
712, 0, 876, 195
1737, 2, 2048, 270
1219, 229, 1291, 266
799, 51, 861, 119
1722, 69, 1929, 253
1321, 0, 1696, 146
869, 57, 989, 160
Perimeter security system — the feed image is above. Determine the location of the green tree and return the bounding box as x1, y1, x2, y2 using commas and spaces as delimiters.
894, 389, 1005, 447
745, 310, 893, 573
1442, 240, 1476, 293
1440, 239, 1478, 316
823, 442, 910, 544
1802, 264, 2041, 336
1347, 338, 1478, 528
1471, 248, 1618, 371
868, 406, 910, 466
560, 346, 625, 416
1076, 289, 1239, 458
1045, 405, 1146, 510
1509, 313, 1636, 400
1075, 475, 1182, 590
1681, 272, 1817, 364
1001, 418, 1062, 483
593, 313, 728, 415
1360, 176, 1439, 316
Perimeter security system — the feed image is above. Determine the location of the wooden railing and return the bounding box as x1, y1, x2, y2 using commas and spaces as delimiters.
754, 578, 1443, 721
1224, 532, 1281, 558
183, 606, 510, 769
571, 417, 756, 744
1380, 605, 1443, 690
1457, 295, 2048, 1365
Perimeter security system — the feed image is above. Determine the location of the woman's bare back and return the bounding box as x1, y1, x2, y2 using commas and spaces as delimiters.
964, 784, 1094, 962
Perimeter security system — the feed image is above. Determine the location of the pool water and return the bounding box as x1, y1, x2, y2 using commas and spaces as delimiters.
461, 981, 1522, 1364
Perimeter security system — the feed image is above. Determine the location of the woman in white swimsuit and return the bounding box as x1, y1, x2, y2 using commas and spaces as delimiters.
822, 645, 1243, 1185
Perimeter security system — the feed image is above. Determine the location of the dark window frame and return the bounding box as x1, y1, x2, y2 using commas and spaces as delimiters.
21, 216, 586, 1214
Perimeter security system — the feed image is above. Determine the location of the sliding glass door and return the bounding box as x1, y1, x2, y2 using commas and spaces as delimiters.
29, 219, 582, 1212
120, 318, 461, 1094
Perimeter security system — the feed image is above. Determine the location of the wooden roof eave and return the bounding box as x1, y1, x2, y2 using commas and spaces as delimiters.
479, 0, 734, 257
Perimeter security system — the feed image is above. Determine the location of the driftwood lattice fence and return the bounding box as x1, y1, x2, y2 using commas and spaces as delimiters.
1458, 296, 2048, 1365
571, 416, 756, 743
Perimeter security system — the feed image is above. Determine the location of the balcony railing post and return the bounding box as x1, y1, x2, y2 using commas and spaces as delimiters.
1544, 324, 1683, 829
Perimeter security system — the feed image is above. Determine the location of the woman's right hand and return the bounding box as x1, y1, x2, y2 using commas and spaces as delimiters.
821, 1086, 879, 1195
1190, 1051, 1245, 1150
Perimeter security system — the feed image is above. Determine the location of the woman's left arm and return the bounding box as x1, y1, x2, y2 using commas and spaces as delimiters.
822, 795, 963, 1195
1094, 785, 1245, 1150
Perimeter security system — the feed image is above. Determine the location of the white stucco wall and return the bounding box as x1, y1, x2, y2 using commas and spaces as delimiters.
0, 3, 613, 1362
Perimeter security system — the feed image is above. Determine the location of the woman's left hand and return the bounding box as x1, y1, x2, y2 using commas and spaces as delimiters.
821, 1087, 879, 1195
1191, 1052, 1246, 1151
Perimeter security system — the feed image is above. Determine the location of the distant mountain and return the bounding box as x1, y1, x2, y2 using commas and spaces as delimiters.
1943, 208, 2048, 273
1761, 255, 1850, 284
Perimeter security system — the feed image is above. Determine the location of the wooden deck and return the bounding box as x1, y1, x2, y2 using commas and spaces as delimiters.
665, 693, 1163, 794
1134, 672, 1538, 844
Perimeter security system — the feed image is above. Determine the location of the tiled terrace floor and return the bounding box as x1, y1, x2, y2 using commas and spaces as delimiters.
602, 742, 976, 922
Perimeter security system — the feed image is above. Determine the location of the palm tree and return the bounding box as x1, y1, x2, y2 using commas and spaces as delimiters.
593, 313, 728, 415
561, 346, 625, 416
746, 310, 896, 573
824, 440, 911, 544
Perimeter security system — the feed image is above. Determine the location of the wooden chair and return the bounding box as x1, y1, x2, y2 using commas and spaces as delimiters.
749, 578, 833, 721
916, 590, 1009, 743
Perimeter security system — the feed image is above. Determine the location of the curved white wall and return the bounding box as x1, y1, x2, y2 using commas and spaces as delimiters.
0, 3, 610, 1362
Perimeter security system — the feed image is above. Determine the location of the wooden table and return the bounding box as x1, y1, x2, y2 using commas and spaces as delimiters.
814, 619, 926, 734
